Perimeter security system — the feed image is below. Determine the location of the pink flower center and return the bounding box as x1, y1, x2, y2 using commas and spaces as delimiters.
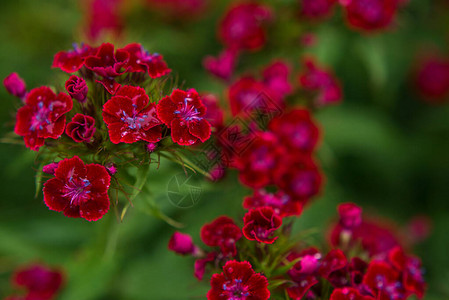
174, 96, 202, 121
63, 177, 91, 206
221, 278, 250, 299
121, 111, 153, 130
30, 101, 52, 132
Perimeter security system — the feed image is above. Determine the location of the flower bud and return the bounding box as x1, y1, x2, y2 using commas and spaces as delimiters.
338, 202, 362, 229
4, 73, 26, 98
168, 232, 199, 256
65, 75, 88, 103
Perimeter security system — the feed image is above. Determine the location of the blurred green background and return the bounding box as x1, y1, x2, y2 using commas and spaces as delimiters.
1, 0, 449, 299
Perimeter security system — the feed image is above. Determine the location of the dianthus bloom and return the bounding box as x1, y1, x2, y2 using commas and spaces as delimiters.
200, 216, 242, 256
268, 108, 320, 153
157, 89, 211, 145
286, 248, 322, 299
338, 202, 363, 229
13, 264, 64, 300
207, 260, 270, 300
203, 48, 239, 81
52, 43, 98, 73
43, 156, 111, 221
243, 189, 303, 217
219, 3, 272, 51
415, 55, 449, 102
65, 75, 88, 103
65, 113, 96, 143
300, 0, 337, 20
102, 85, 162, 144
84, 0, 124, 42
4, 72, 27, 98
242, 207, 282, 244
121, 43, 171, 78
330, 287, 374, 300
14, 87, 73, 151
298, 57, 343, 106
342, 0, 399, 31
168, 231, 200, 256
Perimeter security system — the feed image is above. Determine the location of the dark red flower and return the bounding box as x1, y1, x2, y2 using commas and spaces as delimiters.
85, 43, 129, 94
242, 207, 282, 244
349, 257, 368, 287
262, 60, 292, 101
243, 189, 303, 218
268, 108, 320, 154
201, 93, 224, 131
157, 89, 211, 145
84, 0, 124, 41
14, 87, 73, 151
13, 264, 63, 300
207, 260, 270, 300
338, 202, 363, 229
200, 216, 242, 256
300, 0, 337, 20
43, 156, 111, 221
102, 85, 162, 144
52, 43, 97, 73
319, 249, 347, 279
342, 0, 399, 31
194, 252, 217, 280
219, 3, 272, 51
168, 232, 200, 256
330, 287, 374, 300
4, 72, 27, 98
121, 43, 171, 78
286, 248, 322, 299
203, 48, 239, 81
65, 113, 96, 143
298, 57, 343, 106
274, 155, 323, 202
65, 75, 88, 103
363, 261, 404, 300
414, 55, 449, 102
235, 132, 285, 189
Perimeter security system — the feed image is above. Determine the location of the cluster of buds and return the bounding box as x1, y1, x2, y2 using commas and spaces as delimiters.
169, 203, 426, 300
3, 42, 212, 222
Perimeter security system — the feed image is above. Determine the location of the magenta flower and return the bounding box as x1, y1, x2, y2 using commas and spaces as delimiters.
43, 156, 111, 221
85, 43, 129, 94
242, 207, 282, 244
201, 93, 224, 131
207, 260, 270, 300
219, 3, 272, 51
300, 0, 337, 20
168, 231, 200, 256
14, 87, 73, 151
200, 216, 242, 256
203, 48, 239, 81
194, 252, 216, 280
157, 89, 211, 146
102, 85, 162, 144
415, 54, 449, 102
121, 43, 171, 78
65, 113, 96, 143
363, 261, 402, 299
43, 162, 59, 175
330, 287, 374, 300
13, 264, 64, 300
52, 43, 97, 73
342, 0, 399, 31
286, 248, 322, 299
65, 75, 88, 103
85, 0, 124, 42
243, 189, 303, 218
4, 72, 26, 98
262, 60, 292, 101
338, 202, 363, 229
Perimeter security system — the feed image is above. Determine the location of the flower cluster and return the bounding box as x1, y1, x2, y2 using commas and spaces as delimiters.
4, 42, 211, 222
169, 203, 426, 299
4, 264, 64, 300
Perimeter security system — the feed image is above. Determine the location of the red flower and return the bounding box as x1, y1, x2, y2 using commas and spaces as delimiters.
262, 60, 292, 101
363, 261, 403, 300
200, 216, 242, 256
269, 108, 320, 154
13, 264, 63, 300
65, 75, 88, 103
414, 54, 449, 102
157, 89, 211, 145
243, 189, 303, 218
342, 0, 399, 31
14, 87, 73, 151
203, 48, 239, 81
84, 0, 124, 42
102, 85, 162, 144
194, 252, 217, 280
298, 57, 343, 106
52, 43, 97, 73
85, 43, 129, 94
4, 72, 27, 98
219, 3, 272, 51
330, 287, 374, 300
338, 202, 363, 229
65, 113, 96, 143
207, 260, 270, 300
235, 132, 285, 189
121, 43, 171, 78
242, 207, 282, 244
300, 0, 337, 20
43, 156, 111, 221
168, 231, 200, 256
201, 93, 225, 131
274, 155, 323, 202
319, 249, 347, 279
286, 248, 322, 299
